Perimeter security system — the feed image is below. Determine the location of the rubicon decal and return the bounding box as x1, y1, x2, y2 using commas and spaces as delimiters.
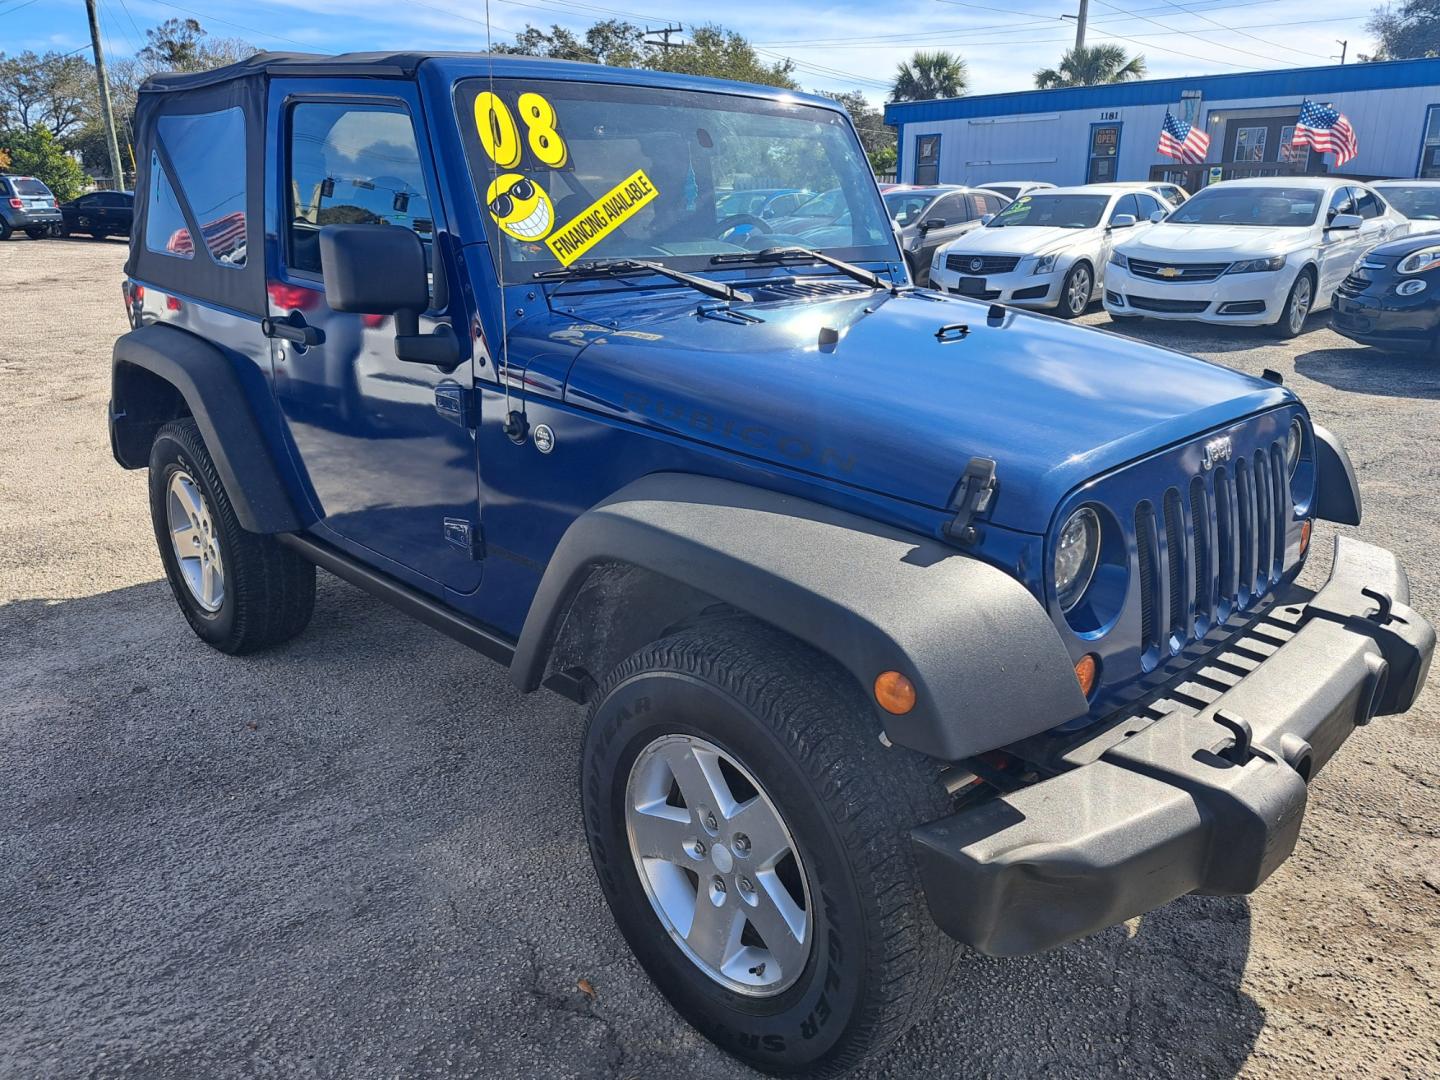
546, 169, 658, 266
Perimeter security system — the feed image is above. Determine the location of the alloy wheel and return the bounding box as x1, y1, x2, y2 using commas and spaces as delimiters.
1067, 266, 1091, 315
1289, 274, 1313, 335
166, 469, 225, 612
625, 733, 812, 997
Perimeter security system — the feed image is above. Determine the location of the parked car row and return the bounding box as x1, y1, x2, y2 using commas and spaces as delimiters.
0, 175, 133, 240
902, 174, 1440, 350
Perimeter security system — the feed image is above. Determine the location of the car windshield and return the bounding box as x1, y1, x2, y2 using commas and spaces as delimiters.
883, 191, 938, 225
1165, 187, 1322, 227
456, 79, 894, 275
987, 193, 1108, 229
1377, 185, 1440, 221
790, 188, 845, 219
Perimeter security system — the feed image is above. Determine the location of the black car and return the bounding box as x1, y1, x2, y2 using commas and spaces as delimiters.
1332, 233, 1440, 352
60, 190, 134, 239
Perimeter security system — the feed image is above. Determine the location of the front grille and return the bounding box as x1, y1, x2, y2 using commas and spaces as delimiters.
1335, 273, 1370, 299
1127, 296, 1211, 314
1133, 442, 1289, 663
946, 254, 1021, 275
1127, 258, 1232, 283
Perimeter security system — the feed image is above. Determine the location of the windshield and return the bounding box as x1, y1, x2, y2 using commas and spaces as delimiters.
456, 79, 894, 274
1377, 185, 1440, 221
1165, 186, 1321, 227
790, 188, 845, 219
987, 193, 1108, 229
13, 178, 52, 197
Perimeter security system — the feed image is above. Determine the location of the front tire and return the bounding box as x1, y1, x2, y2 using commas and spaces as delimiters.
1057, 262, 1092, 319
581, 620, 955, 1077
1269, 268, 1315, 339
148, 419, 315, 654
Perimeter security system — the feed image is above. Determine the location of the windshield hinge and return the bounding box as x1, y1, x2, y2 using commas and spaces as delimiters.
434, 383, 476, 429
943, 457, 998, 545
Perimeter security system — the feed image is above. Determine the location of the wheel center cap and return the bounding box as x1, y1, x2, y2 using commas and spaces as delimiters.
711, 842, 734, 874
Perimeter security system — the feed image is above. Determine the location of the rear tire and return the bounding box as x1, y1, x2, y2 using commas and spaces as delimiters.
1268, 268, 1314, 339
0, 221, 11, 241
148, 419, 315, 654
581, 619, 955, 1077
24, 226, 47, 240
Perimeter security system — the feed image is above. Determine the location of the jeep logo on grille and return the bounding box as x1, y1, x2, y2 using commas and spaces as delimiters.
1201, 436, 1233, 470
969, 257, 985, 272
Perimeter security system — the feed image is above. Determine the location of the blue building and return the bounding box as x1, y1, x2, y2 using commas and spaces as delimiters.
883, 57, 1440, 190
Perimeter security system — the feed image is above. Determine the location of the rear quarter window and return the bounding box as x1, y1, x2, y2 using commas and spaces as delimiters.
154, 107, 248, 266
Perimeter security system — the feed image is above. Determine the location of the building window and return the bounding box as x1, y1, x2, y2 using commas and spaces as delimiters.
1278, 125, 1309, 168
914, 134, 941, 185
1420, 106, 1440, 179
1234, 126, 1267, 162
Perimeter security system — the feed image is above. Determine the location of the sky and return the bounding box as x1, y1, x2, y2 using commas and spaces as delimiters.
5, 0, 1384, 108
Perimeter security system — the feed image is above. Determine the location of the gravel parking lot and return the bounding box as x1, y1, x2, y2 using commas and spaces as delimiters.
2, 237, 1438, 1080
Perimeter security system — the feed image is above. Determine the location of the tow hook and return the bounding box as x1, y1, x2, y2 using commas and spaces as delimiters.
1361, 587, 1394, 624
1213, 710, 1255, 765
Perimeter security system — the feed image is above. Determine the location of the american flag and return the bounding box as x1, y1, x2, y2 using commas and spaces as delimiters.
1157, 110, 1210, 164
166, 211, 247, 260
1292, 101, 1358, 166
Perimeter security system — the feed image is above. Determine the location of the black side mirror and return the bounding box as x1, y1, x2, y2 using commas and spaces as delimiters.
318, 223, 460, 371
919, 218, 947, 233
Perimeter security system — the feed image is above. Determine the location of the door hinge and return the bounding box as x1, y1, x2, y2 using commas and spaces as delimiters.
444, 517, 485, 560
943, 457, 998, 545
434, 383, 476, 428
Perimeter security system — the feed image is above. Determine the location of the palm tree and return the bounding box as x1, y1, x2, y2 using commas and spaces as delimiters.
1034, 45, 1146, 89
890, 51, 969, 102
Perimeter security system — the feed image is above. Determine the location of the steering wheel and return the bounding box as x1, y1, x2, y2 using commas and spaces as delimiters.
716, 213, 772, 243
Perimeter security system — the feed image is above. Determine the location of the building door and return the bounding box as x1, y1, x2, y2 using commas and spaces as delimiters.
1086, 123, 1121, 183
914, 134, 941, 185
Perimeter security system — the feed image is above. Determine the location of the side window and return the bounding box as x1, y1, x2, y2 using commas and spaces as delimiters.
1352, 188, 1383, 219
1136, 193, 1163, 219
969, 192, 1000, 218
1326, 187, 1355, 221
926, 192, 962, 223
287, 101, 435, 277
144, 151, 194, 260
76, 194, 101, 207
1110, 193, 1140, 221
102, 193, 130, 208
156, 108, 248, 266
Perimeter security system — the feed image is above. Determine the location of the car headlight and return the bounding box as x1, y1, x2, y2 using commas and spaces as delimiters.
1108, 250, 1128, 269
1054, 507, 1101, 613
1397, 245, 1440, 274
1226, 255, 1287, 274
1032, 253, 1058, 275
1285, 418, 1303, 477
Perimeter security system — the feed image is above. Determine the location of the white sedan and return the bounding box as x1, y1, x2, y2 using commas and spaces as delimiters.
927, 185, 1167, 318
1105, 177, 1408, 337
1371, 179, 1440, 235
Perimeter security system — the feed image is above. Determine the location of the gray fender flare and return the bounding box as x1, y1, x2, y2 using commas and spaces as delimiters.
111, 322, 307, 533
510, 473, 1088, 760
1312, 423, 1361, 526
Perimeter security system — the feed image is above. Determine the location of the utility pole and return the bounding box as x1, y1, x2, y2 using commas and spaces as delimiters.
84, 0, 126, 191
644, 24, 684, 49
1334, 39, 1348, 64
1073, 0, 1089, 52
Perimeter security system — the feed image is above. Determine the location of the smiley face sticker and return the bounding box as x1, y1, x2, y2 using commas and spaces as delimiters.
487, 173, 554, 241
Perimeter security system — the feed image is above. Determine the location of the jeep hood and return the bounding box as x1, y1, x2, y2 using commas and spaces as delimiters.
545, 286, 1290, 533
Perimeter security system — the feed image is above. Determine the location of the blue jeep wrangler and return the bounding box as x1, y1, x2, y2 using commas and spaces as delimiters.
111, 52, 1433, 1076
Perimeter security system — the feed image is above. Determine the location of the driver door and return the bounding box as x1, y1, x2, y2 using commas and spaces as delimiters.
1319, 187, 1363, 296
267, 83, 481, 595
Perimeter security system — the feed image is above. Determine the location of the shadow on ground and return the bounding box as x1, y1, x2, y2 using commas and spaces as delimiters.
1296, 346, 1440, 399
0, 579, 1266, 1079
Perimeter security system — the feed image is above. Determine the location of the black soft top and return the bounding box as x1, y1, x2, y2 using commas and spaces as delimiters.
136, 51, 437, 93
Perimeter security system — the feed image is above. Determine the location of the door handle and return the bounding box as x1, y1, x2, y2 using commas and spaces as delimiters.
262, 311, 324, 347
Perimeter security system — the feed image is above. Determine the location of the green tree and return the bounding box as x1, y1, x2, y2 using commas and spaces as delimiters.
889, 51, 968, 103
1034, 45, 1146, 89
816, 89, 896, 173
1364, 2, 1440, 59
136, 17, 252, 74
0, 126, 87, 200
650, 25, 797, 89
498, 19, 647, 67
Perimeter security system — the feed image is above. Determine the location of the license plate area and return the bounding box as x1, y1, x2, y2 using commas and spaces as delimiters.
957, 277, 988, 295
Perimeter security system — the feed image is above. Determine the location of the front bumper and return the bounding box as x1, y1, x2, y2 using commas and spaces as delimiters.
928, 262, 1064, 308
1104, 262, 1295, 326
912, 536, 1433, 957
1332, 289, 1440, 351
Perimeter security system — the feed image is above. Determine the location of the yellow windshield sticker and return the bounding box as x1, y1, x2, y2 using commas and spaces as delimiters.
487, 173, 555, 241
545, 169, 659, 266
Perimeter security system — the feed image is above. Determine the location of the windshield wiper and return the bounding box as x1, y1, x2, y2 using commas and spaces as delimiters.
533, 258, 751, 302
710, 246, 891, 292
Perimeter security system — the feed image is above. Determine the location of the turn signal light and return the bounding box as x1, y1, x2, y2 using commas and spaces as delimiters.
1300, 519, 1313, 557
1074, 654, 1099, 697
874, 671, 916, 715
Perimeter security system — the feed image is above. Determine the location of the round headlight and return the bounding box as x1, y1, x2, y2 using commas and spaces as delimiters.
1054, 507, 1101, 613
1285, 418, 1303, 477
1397, 245, 1440, 275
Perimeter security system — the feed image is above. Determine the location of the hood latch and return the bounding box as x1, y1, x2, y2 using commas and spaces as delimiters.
943, 456, 998, 545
